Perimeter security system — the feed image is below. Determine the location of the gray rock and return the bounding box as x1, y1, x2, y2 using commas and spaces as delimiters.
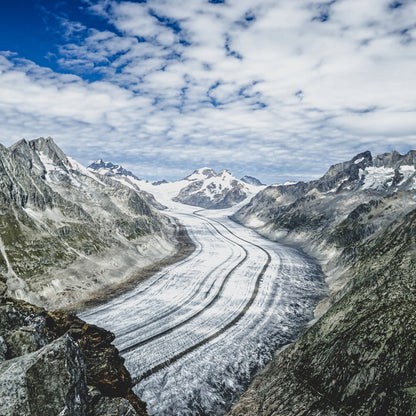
0, 334, 88, 416
0, 280, 7, 297
0, 303, 48, 358
87, 387, 139, 416
88, 160, 140, 180
0, 335, 7, 360
5, 325, 45, 358
0, 299, 147, 415
240, 175, 264, 186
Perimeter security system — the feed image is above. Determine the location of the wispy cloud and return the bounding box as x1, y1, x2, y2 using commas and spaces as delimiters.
0, 0, 415, 183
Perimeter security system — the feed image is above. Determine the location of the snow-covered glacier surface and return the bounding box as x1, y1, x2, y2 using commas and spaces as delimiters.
80, 201, 326, 416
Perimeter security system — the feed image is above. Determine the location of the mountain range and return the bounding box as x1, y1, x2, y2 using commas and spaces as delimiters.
88, 163, 264, 209
1, 138, 416, 416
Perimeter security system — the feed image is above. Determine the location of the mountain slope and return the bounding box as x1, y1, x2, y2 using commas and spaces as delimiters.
227, 206, 416, 416
0, 137, 178, 309
234, 150, 416, 303
227, 150, 416, 415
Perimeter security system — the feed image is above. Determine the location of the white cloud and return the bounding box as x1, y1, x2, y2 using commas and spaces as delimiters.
0, 0, 415, 184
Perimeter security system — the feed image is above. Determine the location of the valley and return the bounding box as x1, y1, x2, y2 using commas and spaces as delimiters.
79, 199, 325, 416
1, 139, 416, 416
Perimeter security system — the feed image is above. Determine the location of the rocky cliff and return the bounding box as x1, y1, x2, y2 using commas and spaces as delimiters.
0, 137, 178, 309
228, 150, 416, 415
0, 294, 148, 416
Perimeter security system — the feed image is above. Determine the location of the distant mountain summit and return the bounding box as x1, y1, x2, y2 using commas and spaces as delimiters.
173, 167, 261, 209
184, 167, 217, 181
240, 175, 264, 186
89, 159, 139, 180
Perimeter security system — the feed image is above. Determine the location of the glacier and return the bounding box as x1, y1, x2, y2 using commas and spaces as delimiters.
80, 199, 326, 415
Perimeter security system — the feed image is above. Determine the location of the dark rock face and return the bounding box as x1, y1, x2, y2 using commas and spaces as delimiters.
240, 175, 264, 186
229, 150, 416, 416
88, 160, 140, 180
0, 334, 87, 416
152, 179, 168, 186
0, 297, 148, 416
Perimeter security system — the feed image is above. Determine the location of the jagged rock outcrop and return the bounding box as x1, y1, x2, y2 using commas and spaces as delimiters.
0, 137, 178, 308
0, 296, 148, 416
228, 150, 416, 415
88, 160, 140, 180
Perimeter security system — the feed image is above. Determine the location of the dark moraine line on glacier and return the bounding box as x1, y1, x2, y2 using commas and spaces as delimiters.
114, 218, 242, 338
132, 213, 272, 384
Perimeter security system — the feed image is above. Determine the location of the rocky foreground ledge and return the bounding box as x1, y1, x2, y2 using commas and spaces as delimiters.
0, 290, 148, 416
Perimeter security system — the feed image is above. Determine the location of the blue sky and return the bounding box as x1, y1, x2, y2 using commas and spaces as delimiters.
0, 0, 415, 183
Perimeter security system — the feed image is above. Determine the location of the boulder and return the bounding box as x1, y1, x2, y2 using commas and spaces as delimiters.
87, 387, 139, 416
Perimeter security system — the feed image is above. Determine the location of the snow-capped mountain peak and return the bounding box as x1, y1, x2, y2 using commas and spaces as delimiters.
185, 167, 217, 181
173, 167, 262, 209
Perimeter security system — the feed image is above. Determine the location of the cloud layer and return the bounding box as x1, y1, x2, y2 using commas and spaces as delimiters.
1, 0, 415, 183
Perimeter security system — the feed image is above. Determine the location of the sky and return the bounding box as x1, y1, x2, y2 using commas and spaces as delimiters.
0, 0, 415, 184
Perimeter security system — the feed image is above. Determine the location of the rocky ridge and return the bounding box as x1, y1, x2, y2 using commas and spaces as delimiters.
0, 137, 178, 309
234, 150, 416, 309
240, 175, 264, 186
227, 150, 416, 415
89, 159, 140, 180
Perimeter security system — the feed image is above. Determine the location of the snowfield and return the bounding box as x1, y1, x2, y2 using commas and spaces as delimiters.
80, 198, 326, 415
